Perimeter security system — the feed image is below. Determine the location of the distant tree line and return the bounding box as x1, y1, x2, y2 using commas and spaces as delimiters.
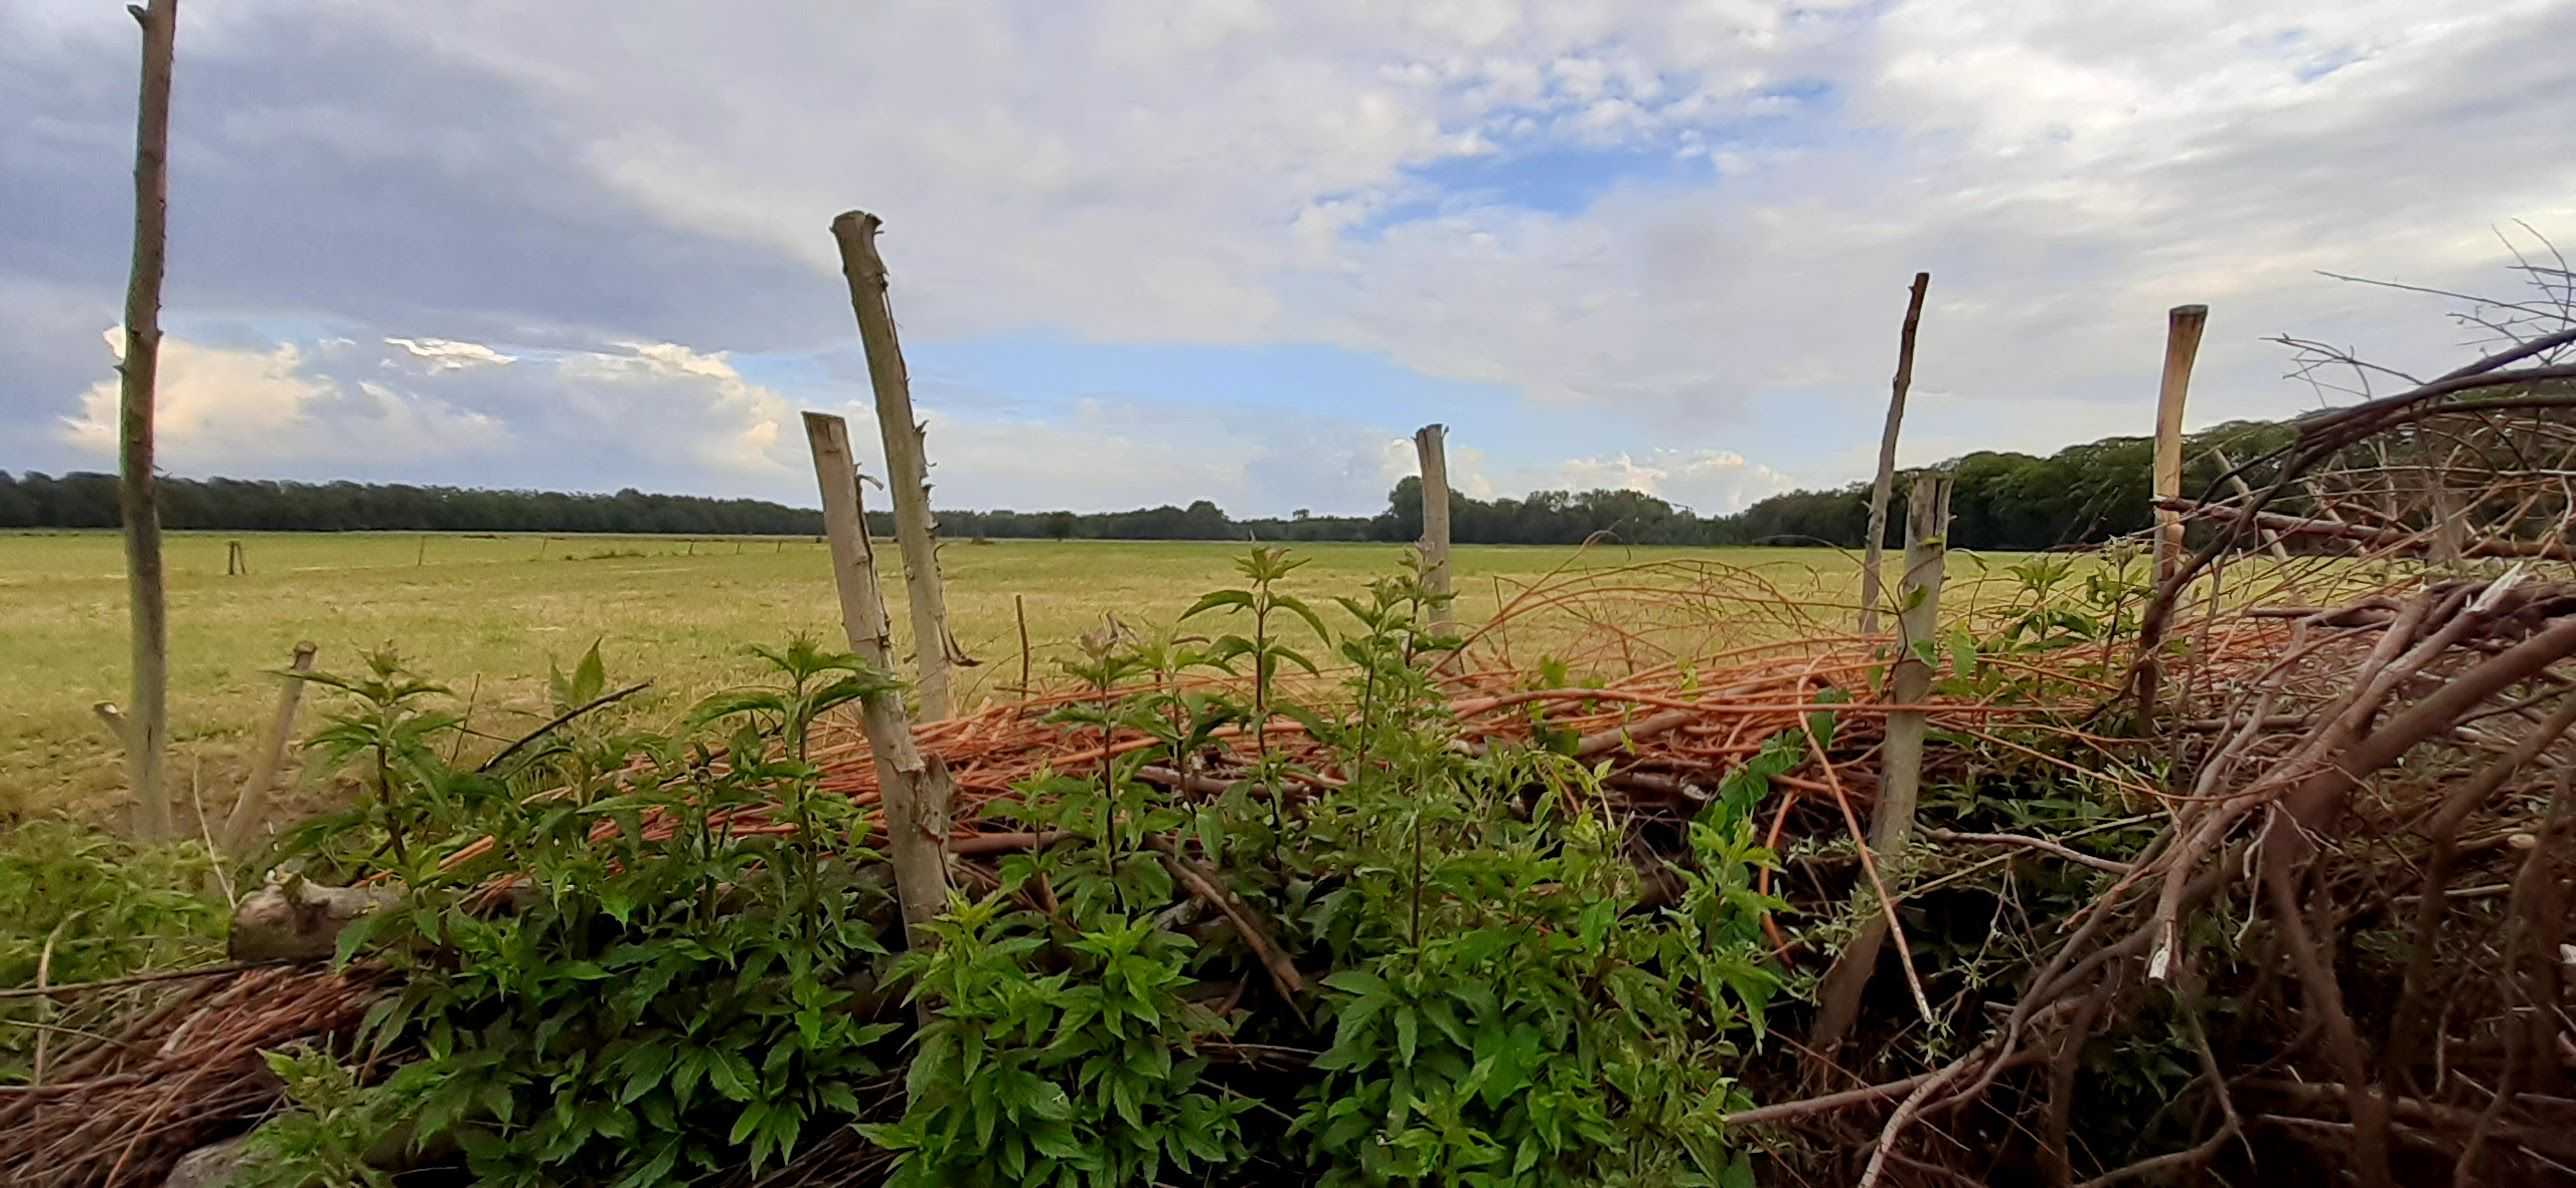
0, 472, 827, 536
1, 416, 2300, 549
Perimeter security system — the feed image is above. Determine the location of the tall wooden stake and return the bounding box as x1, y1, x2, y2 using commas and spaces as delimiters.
2152, 305, 2208, 587
1413, 424, 1454, 634
223, 640, 315, 855
118, 0, 179, 841
1859, 272, 1930, 636
804, 412, 954, 963
1811, 471, 1952, 1057
2136, 304, 2208, 733
831, 210, 966, 720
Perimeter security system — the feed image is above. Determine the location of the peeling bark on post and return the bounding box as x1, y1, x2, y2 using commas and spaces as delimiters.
1413, 424, 1454, 634
118, 0, 179, 841
803, 412, 953, 960
1859, 272, 1930, 636
1811, 471, 1951, 1057
223, 641, 315, 856
830, 210, 966, 720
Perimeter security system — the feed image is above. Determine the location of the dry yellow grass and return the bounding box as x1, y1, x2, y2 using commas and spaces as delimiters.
0, 530, 1890, 824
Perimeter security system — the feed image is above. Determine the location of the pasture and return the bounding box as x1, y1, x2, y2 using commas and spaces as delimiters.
0, 531, 1907, 820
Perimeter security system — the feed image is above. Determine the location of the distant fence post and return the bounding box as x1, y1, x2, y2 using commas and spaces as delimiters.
1811, 470, 1951, 1056
416, 534, 428, 567
223, 640, 315, 855
1413, 424, 1454, 634
2152, 305, 2208, 588
1859, 272, 1930, 636
832, 209, 967, 720
803, 411, 954, 971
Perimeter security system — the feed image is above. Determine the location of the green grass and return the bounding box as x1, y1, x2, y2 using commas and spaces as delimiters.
0, 530, 1878, 823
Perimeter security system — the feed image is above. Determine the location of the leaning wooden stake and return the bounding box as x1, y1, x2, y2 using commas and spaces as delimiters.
831, 210, 968, 720
803, 411, 954, 960
1858, 272, 1930, 636
117, 0, 180, 841
1810, 471, 1952, 1057
222, 641, 315, 855
1413, 424, 1455, 634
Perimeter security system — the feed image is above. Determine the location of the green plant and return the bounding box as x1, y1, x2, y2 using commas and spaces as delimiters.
268, 639, 906, 1185
858, 897, 1249, 1186
1294, 743, 1775, 1186
1184, 545, 1329, 829
236, 1045, 402, 1188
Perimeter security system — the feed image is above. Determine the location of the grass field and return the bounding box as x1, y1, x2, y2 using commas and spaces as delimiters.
0, 530, 1886, 824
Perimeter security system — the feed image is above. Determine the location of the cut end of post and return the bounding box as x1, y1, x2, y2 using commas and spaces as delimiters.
291, 640, 317, 662
830, 210, 888, 278
2167, 304, 2210, 343
1414, 423, 1445, 448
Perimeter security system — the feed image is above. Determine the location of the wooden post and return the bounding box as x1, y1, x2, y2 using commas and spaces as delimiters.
416, 534, 427, 567
222, 641, 315, 855
803, 411, 953, 961
1413, 424, 1454, 634
117, 0, 179, 841
1859, 272, 1930, 636
1810, 471, 1952, 1056
831, 210, 966, 720
2153, 305, 2208, 587
2423, 441, 2465, 567
1015, 593, 1031, 694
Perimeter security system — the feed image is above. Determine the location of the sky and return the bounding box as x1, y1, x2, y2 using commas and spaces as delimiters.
5, 0, 2573, 518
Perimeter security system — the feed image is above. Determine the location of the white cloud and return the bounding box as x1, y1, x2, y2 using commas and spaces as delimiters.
383, 336, 516, 371
554, 342, 802, 478
1526, 448, 1797, 515
58, 328, 507, 466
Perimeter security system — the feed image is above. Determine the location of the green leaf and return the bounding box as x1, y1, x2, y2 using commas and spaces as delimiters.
1322, 970, 1391, 999
607, 1142, 681, 1188
1181, 589, 1255, 618
572, 641, 607, 707
708, 1050, 757, 1102
730, 1103, 768, 1145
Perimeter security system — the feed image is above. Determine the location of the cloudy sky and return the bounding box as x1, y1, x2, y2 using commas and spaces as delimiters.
6, 1, 2572, 517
